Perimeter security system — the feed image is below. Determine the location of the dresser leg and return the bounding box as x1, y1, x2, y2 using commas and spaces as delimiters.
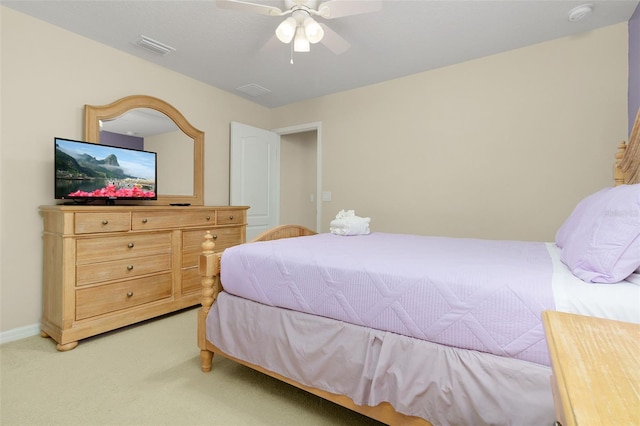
56, 341, 79, 351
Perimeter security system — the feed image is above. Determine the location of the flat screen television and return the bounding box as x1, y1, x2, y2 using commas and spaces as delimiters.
55, 137, 157, 204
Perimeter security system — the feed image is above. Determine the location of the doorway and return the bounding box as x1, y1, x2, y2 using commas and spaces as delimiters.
279, 130, 317, 230
273, 122, 322, 232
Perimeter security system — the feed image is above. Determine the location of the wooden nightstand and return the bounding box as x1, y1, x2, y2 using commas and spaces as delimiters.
542, 310, 640, 426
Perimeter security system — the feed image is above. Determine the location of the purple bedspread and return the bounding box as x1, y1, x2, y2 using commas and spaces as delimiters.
220, 232, 556, 365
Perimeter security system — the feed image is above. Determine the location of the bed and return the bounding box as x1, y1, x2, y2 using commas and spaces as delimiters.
197, 110, 640, 426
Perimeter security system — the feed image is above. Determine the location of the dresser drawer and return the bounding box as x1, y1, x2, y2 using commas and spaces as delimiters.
183, 227, 242, 249
131, 211, 216, 230
181, 267, 201, 294
75, 212, 131, 234
182, 228, 241, 267
76, 253, 171, 286
75, 272, 172, 320
217, 210, 244, 225
76, 232, 171, 264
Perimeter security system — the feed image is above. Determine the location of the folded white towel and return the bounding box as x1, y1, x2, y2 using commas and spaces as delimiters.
335, 209, 355, 220
330, 217, 370, 228
330, 215, 371, 236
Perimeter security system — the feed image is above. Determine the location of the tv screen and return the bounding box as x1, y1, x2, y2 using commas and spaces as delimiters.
55, 137, 157, 203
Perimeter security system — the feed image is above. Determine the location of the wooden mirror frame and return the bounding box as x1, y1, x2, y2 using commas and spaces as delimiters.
84, 95, 204, 206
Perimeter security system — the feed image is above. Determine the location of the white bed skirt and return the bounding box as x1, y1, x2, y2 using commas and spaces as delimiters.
206, 292, 554, 425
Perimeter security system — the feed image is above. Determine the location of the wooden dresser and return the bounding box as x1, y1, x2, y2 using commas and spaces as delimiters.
542, 310, 640, 426
39, 205, 248, 351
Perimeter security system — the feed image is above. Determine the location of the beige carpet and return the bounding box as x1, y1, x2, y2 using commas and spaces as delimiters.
0, 307, 382, 426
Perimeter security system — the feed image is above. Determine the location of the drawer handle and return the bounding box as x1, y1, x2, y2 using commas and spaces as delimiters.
101, 220, 109, 225
126, 265, 134, 271
127, 243, 134, 249
126, 292, 133, 298
141, 218, 148, 224
206, 215, 211, 221
229, 215, 234, 220
212, 234, 218, 240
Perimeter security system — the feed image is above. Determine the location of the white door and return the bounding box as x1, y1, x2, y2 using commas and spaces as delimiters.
230, 122, 280, 241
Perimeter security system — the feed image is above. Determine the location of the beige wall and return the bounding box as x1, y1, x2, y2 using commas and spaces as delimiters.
0, 5, 630, 335
272, 24, 629, 241
0, 7, 272, 333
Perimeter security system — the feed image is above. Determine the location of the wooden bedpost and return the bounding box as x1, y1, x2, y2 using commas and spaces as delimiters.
198, 231, 220, 372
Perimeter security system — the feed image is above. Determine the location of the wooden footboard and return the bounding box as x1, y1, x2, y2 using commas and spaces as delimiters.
197, 224, 429, 425
250, 224, 318, 241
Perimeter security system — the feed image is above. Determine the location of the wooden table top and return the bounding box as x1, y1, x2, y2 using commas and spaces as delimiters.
542, 310, 640, 426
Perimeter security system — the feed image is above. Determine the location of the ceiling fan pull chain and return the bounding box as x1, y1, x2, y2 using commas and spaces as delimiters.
290, 41, 294, 64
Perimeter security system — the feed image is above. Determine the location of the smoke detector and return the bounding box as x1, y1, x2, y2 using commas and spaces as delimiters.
568, 4, 593, 22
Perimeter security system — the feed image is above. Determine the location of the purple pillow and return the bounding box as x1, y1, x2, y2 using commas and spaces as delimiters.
555, 188, 607, 248
557, 183, 640, 283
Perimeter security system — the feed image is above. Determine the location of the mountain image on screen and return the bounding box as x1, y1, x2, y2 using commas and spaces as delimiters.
56, 148, 133, 180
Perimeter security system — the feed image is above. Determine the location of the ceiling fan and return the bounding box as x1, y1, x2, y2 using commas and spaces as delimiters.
217, 0, 382, 55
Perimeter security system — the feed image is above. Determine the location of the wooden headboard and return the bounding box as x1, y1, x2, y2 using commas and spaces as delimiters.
615, 108, 640, 185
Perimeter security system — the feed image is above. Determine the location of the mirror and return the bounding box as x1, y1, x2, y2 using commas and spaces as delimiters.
84, 95, 204, 205
99, 108, 194, 196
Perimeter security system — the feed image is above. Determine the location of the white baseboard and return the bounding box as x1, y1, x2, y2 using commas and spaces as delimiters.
0, 323, 41, 345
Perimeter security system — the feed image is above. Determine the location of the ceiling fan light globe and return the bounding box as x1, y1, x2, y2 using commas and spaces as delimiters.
293, 26, 310, 52
275, 17, 296, 43
303, 17, 324, 43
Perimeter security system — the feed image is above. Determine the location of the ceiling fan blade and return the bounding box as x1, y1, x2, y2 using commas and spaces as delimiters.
319, 23, 350, 55
216, 0, 286, 17
316, 0, 382, 19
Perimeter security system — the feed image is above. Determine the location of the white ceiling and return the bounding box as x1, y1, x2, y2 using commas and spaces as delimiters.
3, 0, 638, 108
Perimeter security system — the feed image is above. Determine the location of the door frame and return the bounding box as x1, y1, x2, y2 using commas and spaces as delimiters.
272, 122, 322, 232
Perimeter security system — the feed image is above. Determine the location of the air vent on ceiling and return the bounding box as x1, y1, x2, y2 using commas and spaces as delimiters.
135, 35, 176, 56
236, 83, 272, 97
